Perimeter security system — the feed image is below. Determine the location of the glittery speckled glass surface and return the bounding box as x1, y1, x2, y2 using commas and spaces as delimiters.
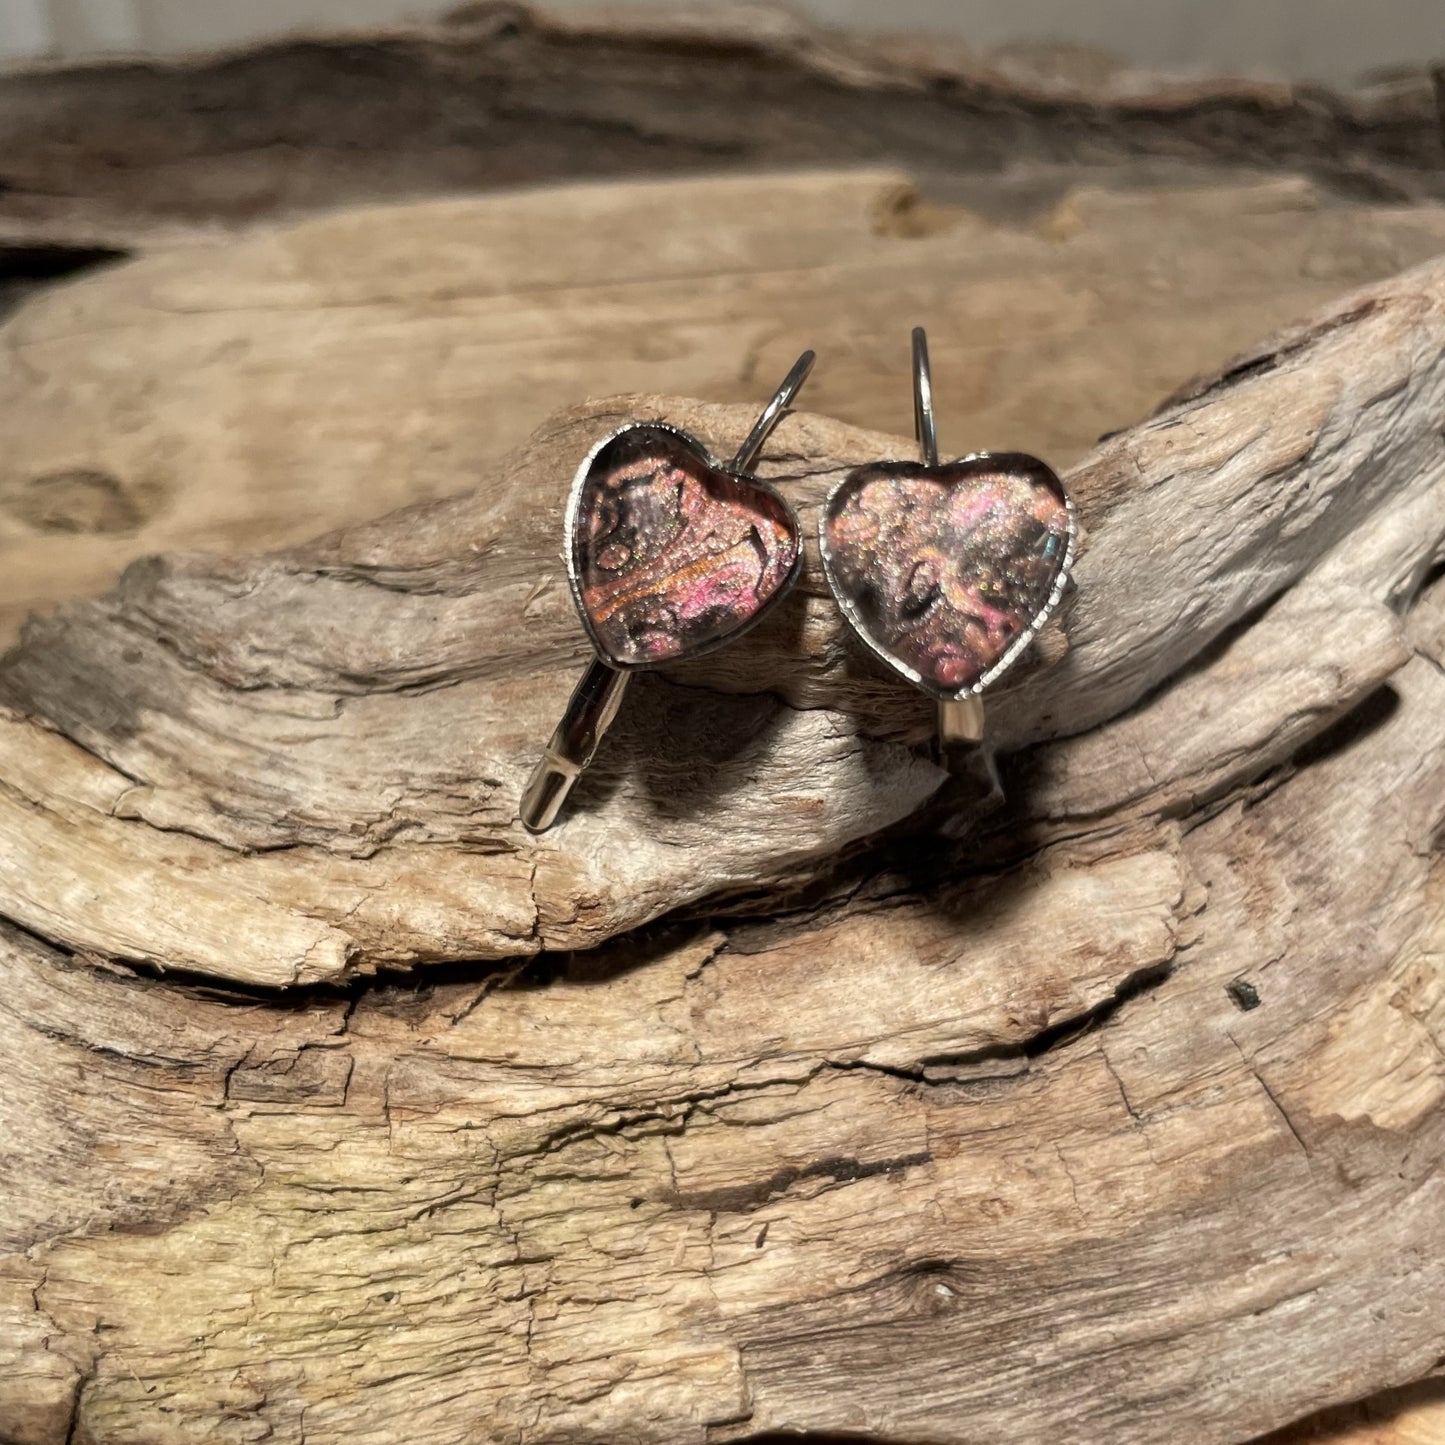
822, 453, 1072, 697
571, 425, 799, 667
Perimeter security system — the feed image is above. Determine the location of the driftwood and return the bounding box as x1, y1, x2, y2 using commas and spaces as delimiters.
2, 0, 1445, 253
1, 10, 1444, 1444
8, 168, 1445, 654
0, 182, 1444, 1441
3, 0, 1445, 652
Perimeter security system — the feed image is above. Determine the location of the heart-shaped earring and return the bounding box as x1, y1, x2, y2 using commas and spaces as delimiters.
520, 352, 814, 833
819, 329, 1076, 751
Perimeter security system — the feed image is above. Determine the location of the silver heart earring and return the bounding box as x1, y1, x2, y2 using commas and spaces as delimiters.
818, 328, 1077, 752
520, 352, 815, 833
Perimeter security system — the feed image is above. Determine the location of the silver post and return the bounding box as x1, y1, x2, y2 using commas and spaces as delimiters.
730, 350, 815, 473
938, 695, 984, 746
519, 352, 815, 834
914, 327, 986, 753
912, 326, 939, 467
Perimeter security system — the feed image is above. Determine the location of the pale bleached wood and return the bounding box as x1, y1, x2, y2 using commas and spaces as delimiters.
0, 214, 1441, 1445
1, 0, 1442, 258
0, 659, 1440, 1442
2, 212, 1443, 988
0, 17, 1444, 1439
7, 161, 1445, 647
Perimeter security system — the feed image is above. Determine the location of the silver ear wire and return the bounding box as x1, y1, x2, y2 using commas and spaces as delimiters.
914, 327, 983, 750
732, 350, 814, 475
519, 352, 815, 835
912, 326, 939, 468
518, 661, 630, 835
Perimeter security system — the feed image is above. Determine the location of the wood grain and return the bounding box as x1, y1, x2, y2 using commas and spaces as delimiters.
0, 205, 1442, 1440
0, 11, 1443, 1444
6, 169, 1445, 651
2, 0, 1444, 251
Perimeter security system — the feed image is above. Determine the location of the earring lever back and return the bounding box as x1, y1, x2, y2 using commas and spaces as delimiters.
519, 351, 815, 834
912, 327, 985, 749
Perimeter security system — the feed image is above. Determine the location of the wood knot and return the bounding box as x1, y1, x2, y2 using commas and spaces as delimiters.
2, 468, 149, 535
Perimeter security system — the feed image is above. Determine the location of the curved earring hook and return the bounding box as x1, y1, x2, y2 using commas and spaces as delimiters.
520, 351, 815, 834
912, 326, 939, 467
914, 326, 984, 748
732, 350, 815, 474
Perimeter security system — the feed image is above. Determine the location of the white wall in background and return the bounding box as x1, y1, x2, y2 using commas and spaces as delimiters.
824, 0, 1444, 81
1, 0, 1440, 82
0, 0, 55, 60
44, 0, 144, 52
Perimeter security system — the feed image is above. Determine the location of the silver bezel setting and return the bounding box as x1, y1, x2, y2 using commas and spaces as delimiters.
817, 450, 1079, 702
563, 419, 806, 673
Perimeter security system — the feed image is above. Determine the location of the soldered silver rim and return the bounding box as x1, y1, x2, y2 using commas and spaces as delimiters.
562, 419, 806, 673
817, 450, 1079, 703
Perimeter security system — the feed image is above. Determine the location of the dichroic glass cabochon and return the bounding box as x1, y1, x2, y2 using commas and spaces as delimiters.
571, 425, 800, 667
822, 453, 1072, 697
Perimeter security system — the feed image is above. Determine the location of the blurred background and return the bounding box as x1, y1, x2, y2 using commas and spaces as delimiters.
2, 0, 1444, 80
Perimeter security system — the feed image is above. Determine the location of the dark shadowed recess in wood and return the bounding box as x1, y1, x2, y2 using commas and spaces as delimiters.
2, 3, 1445, 248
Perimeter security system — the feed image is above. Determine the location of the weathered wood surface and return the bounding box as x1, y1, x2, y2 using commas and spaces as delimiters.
2, 0, 1444, 255
7, 169, 1445, 651
1, 185, 1442, 985
2, 10, 1445, 1442
3, 1, 1445, 656
0, 198, 1443, 1442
